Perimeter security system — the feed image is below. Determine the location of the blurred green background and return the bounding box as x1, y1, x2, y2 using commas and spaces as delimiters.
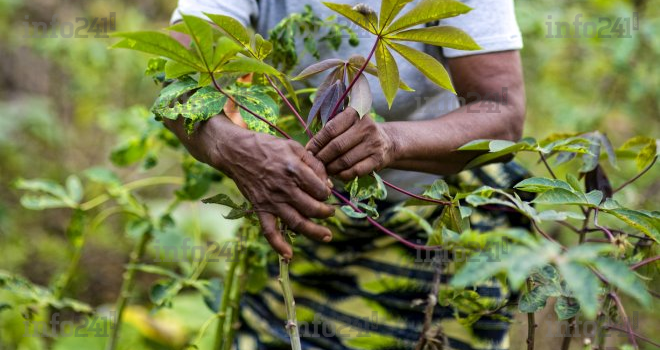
0, 0, 657, 349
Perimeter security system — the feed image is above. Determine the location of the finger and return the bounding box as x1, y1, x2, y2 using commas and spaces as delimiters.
306, 107, 358, 154
337, 157, 379, 181
290, 157, 332, 201
278, 204, 333, 243
315, 130, 363, 165
257, 211, 292, 259
300, 150, 329, 185
289, 189, 335, 219
326, 143, 373, 175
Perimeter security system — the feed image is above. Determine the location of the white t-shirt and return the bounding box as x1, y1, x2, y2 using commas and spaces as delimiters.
171, 0, 524, 201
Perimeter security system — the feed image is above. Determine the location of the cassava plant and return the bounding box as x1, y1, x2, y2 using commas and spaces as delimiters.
6, 1, 657, 350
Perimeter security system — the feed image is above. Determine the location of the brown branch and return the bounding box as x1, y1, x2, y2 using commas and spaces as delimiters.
613, 156, 657, 193
630, 255, 660, 270
609, 292, 638, 349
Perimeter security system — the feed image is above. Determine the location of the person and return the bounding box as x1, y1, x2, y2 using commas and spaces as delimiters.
164, 1, 528, 349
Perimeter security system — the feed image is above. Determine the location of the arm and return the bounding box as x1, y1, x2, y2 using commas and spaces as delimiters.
163, 32, 334, 259
307, 50, 526, 180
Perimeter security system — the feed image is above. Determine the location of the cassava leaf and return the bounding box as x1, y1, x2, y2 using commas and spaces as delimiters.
204, 13, 251, 49
384, 0, 473, 34
293, 59, 345, 81
375, 40, 400, 108
349, 54, 414, 91
348, 73, 372, 117
557, 261, 601, 319
154, 86, 227, 133
165, 60, 196, 79
228, 85, 280, 135
379, 0, 415, 31
322, 2, 379, 34
221, 57, 280, 76
180, 14, 215, 70
592, 257, 650, 306
151, 76, 198, 111
211, 37, 243, 72
111, 31, 202, 70
387, 41, 454, 93
388, 26, 480, 50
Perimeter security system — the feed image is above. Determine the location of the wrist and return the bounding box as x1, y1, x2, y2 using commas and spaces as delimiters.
381, 122, 404, 165
200, 115, 250, 175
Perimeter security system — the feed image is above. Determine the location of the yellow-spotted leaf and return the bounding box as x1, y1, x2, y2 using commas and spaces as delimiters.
385, 0, 472, 34
387, 41, 454, 93
388, 26, 481, 51
374, 40, 400, 108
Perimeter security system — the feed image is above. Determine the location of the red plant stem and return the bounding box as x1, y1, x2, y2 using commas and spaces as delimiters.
609, 292, 638, 349
328, 38, 379, 119
605, 325, 660, 348
210, 76, 292, 139
265, 75, 313, 139
381, 179, 452, 206
332, 189, 441, 251
631, 255, 660, 270
613, 156, 657, 193
531, 221, 566, 250
594, 209, 615, 242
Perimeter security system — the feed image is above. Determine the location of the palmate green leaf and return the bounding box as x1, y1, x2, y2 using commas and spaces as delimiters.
340, 205, 368, 218
204, 13, 251, 49
592, 257, 650, 306
387, 41, 454, 93
618, 135, 658, 171
165, 60, 196, 79
322, 2, 379, 34
388, 26, 481, 50
423, 179, 449, 200
65, 175, 83, 203
151, 76, 198, 111
518, 286, 551, 313
557, 261, 601, 319
212, 37, 243, 72
375, 40, 400, 108
554, 296, 580, 320
514, 177, 573, 193
348, 54, 414, 91
347, 173, 387, 202
180, 14, 215, 70
154, 86, 228, 133
603, 208, 660, 243
532, 189, 602, 207
379, 0, 415, 31
252, 33, 273, 59
384, 0, 473, 34
221, 57, 280, 76
111, 31, 202, 70
228, 85, 279, 135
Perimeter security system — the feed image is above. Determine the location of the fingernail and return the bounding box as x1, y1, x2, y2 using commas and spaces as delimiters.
327, 179, 334, 188
323, 235, 332, 242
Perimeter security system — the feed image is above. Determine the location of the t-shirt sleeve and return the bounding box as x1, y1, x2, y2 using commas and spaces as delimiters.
440, 0, 523, 58
170, 0, 259, 26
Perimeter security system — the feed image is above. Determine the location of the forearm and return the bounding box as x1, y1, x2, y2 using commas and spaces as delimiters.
162, 115, 247, 176
384, 101, 523, 175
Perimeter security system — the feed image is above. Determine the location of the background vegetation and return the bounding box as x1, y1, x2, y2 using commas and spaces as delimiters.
0, 0, 657, 349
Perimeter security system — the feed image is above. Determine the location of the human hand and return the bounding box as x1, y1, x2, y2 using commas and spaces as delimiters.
209, 126, 334, 259
306, 107, 397, 181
